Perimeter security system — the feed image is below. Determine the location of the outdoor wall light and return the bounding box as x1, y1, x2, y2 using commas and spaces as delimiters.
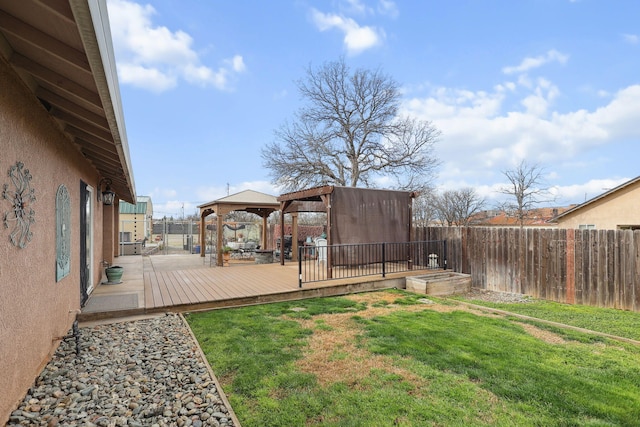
98, 178, 116, 205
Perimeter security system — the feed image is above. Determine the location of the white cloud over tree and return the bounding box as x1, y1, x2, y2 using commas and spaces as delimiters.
311, 8, 383, 55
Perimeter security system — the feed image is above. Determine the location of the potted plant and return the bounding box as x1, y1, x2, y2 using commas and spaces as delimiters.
104, 265, 124, 284
221, 245, 233, 266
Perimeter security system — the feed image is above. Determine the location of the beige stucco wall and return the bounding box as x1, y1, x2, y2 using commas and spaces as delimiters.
556, 184, 640, 229
120, 212, 152, 242
0, 57, 108, 421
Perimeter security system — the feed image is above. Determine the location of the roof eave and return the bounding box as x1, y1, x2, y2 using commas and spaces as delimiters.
71, 0, 135, 203
555, 175, 640, 221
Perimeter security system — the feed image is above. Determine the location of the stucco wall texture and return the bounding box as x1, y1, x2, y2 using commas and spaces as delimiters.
557, 184, 640, 230
0, 56, 108, 422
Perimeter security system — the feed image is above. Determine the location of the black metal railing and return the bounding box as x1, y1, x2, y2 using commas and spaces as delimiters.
298, 240, 446, 287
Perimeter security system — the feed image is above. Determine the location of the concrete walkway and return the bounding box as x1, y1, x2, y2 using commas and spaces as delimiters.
82, 254, 208, 317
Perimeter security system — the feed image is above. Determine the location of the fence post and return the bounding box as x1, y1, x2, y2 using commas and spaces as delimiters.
382, 243, 386, 278
443, 240, 448, 270
298, 246, 303, 288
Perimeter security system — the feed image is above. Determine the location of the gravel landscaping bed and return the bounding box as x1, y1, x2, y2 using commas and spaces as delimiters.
8, 314, 236, 427
459, 288, 536, 304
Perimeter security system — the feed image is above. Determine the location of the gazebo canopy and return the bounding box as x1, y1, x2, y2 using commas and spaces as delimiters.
197, 190, 280, 264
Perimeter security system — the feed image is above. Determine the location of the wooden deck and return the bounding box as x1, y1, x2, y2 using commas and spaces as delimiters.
79, 254, 437, 322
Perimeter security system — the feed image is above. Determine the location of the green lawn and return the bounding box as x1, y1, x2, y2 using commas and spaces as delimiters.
450, 295, 640, 341
186, 290, 640, 426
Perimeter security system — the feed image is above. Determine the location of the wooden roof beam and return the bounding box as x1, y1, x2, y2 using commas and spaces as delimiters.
10, 53, 101, 106
0, 9, 90, 72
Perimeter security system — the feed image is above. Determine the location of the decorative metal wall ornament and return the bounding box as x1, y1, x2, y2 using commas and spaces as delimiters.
2, 161, 36, 248
56, 184, 71, 281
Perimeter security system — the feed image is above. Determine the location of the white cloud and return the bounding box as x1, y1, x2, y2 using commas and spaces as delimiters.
107, 0, 245, 92
116, 63, 176, 92
502, 49, 569, 75
552, 177, 630, 204
520, 78, 559, 116
229, 55, 246, 73
311, 8, 383, 54
622, 33, 639, 44
402, 73, 640, 201
344, 0, 368, 15
377, 0, 399, 18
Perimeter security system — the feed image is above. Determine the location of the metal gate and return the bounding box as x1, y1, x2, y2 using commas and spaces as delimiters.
149, 219, 200, 255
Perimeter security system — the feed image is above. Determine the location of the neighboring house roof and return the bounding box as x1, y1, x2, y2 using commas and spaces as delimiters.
0, 0, 136, 202
120, 196, 152, 215
120, 201, 147, 215
552, 175, 640, 222
471, 207, 573, 227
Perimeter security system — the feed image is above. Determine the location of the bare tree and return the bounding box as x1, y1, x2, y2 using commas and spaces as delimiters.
433, 188, 486, 226
433, 190, 457, 226
412, 188, 437, 226
497, 160, 553, 228
262, 57, 440, 191
225, 211, 258, 223
454, 187, 486, 226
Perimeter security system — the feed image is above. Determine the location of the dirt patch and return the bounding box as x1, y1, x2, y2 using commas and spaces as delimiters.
291, 290, 550, 388
293, 295, 428, 387
519, 323, 566, 344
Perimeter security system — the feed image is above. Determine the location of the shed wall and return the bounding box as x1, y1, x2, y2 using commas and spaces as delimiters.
330, 187, 412, 245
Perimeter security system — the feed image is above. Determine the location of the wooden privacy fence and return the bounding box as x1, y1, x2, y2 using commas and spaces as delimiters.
413, 226, 640, 312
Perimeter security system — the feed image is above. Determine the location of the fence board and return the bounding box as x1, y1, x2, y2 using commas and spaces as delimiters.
575, 230, 586, 305
621, 230, 632, 309
557, 229, 563, 300
412, 226, 640, 312
629, 230, 640, 311
531, 227, 542, 298
503, 228, 511, 292
589, 230, 598, 307
607, 230, 616, 308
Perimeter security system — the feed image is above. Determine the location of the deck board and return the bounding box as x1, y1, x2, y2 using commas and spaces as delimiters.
155, 272, 173, 307
81, 254, 442, 322
144, 262, 432, 311
143, 272, 155, 308
167, 271, 192, 305
179, 270, 210, 302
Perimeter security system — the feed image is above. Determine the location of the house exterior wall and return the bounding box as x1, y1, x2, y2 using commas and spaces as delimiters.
120, 212, 151, 242
0, 56, 109, 421
555, 184, 640, 230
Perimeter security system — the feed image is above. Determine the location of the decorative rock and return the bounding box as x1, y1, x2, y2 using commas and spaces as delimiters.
7, 314, 235, 426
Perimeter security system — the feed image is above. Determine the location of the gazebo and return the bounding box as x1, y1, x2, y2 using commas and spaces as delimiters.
198, 190, 280, 266
277, 186, 415, 265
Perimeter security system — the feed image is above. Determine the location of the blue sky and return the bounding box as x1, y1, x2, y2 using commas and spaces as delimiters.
106, 0, 640, 219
